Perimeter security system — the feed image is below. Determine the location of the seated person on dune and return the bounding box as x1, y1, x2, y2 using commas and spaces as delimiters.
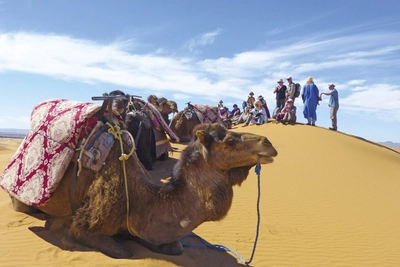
228, 104, 241, 118
257, 95, 271, 119
275, 98, 297, 124
242, 100, 267, 126
219, 106, 229, 119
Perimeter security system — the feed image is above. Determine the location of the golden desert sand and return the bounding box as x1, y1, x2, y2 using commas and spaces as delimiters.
0, 123, 399, 267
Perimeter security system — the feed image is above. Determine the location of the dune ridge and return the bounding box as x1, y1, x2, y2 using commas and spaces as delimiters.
0, 123, 399, 267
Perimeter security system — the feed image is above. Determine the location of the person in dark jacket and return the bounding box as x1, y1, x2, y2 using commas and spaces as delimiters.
273, 79, 287, 110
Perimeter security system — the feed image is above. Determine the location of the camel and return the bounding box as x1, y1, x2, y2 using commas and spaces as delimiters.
109, 90, 129, 120
157, 97, 178, 124
107, 90, 156, 170
129, 97, 175, 164
8, 122, 277, 259
169, 108, 200, 142
107, 91, 174, 170
170, 102, 225, 142
147, 95, 178, 125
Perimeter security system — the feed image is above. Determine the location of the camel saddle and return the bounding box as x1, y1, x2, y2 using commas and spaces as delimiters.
192, 104, 223, 124
0, 99, 122, 207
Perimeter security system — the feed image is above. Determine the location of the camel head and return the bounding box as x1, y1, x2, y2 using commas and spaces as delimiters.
147, 95, 158, 106
167, 100, 178, 113
192, 123, 277, 170
157, 98, 178, 114
109, 90, 129, 116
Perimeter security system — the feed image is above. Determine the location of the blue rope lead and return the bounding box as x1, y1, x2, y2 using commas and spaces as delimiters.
179, 163, 262, 265
245, 162, 261, 265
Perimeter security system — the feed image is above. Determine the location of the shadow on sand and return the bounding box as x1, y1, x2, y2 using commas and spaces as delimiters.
29, 217, 246, 267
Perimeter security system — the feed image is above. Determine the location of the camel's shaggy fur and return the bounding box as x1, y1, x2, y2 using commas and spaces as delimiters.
10, 123, 277, 258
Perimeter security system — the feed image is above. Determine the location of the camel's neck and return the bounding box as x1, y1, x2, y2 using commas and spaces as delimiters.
170, 142, 254, 222
127, 142, 251, 245
174, 160, 234, 222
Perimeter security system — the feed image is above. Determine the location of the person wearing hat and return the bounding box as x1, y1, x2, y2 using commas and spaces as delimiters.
273, 79, 287, 116
219, 106, 229, 117
242, 100, 266, 126
286, 77, 296, 103
217, 100, 224, 109
319, 83, 339, 131
246, 92, 255, 109
302, 76, 319, 126
257, 95, 271, 118
275, 98, 297, 124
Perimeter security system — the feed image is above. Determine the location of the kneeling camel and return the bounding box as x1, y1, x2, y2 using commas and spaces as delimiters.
9, 123, 277, 258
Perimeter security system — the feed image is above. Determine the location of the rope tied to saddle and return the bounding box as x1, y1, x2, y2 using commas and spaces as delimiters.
106, 122, 138, 236
179, 158, 262, 266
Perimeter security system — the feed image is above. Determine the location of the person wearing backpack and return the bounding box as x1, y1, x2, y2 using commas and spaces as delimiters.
286, 77, 296, 103
286, 76, 301, 104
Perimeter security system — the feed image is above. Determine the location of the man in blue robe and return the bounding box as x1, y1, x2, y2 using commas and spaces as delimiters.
301, 76, 319, 126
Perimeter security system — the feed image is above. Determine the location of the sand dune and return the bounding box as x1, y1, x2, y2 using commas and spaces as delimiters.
0, 123, 399, 267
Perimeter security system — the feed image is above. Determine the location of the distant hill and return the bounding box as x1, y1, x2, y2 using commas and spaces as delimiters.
0, 129, 29, 139
380, 141, 400, 149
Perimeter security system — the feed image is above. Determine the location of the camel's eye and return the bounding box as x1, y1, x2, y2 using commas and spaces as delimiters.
225, 139, 236, 147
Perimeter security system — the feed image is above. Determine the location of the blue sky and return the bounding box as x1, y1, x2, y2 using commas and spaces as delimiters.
1, 0, 400, 143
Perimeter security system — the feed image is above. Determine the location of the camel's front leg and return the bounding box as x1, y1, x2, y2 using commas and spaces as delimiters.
131, 236, 184, 256
69, 221, 133, 259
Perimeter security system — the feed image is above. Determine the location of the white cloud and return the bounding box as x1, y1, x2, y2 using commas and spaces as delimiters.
348, 80, 366, 86
340, 84, 400, 120
184, 29, 222, 52
1, 30, 400, 125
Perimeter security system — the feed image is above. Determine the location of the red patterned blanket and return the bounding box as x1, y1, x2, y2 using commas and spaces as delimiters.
0, 99, 102, 206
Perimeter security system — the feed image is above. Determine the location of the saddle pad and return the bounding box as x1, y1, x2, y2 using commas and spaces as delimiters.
0, 99, 101, 206
193, 104, 222, 124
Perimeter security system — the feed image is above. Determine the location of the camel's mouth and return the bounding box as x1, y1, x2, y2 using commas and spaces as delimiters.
258, 156, 274, 164
257, 149, 277, 164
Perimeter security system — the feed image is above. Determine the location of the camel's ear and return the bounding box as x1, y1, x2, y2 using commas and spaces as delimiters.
195, 130, 210, 147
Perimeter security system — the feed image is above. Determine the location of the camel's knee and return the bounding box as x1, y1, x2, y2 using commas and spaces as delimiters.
158, 240, 184, 255
10, 195, 38, 213
132, 237, 184, 256
68, 222, 133, 259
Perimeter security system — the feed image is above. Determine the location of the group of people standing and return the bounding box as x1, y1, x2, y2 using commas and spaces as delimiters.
217, 75, 339, 130
274, 76, 339, 130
